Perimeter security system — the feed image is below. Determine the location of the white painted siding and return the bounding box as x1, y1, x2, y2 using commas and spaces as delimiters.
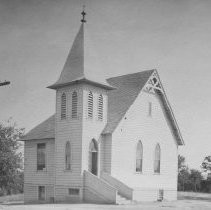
24, 139, 55, 185
111, 91, 178, 201
101, 134, 112, 173
55, 84, 84, 191
54, 83, 109, 202
81, 84, 108, 174
24, 139, 55, 203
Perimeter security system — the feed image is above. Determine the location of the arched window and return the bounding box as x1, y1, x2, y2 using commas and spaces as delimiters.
89, 139, 98, 175
154, 144, 161, 173
65, 141, 71, 170
87, 91, 93, 118
136, 141, 143, 172
61, 93, 67, 119
72, 91, 78, 118
98, 94, 103, 120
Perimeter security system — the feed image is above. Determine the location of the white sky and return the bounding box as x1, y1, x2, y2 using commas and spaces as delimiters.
0, 0, 211, 169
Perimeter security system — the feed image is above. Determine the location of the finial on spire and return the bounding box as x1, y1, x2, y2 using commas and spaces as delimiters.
81, 5, 86, 23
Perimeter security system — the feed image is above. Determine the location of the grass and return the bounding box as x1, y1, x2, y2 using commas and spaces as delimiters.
0, 192, 211, 210
0, 194, 23, 204
178, 191, 211, 201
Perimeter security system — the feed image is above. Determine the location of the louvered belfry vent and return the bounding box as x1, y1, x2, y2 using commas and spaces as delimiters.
72, 91, 78, 118
61, 93, 67, 119
98, 94, 103, 120
88, 91, 93, 118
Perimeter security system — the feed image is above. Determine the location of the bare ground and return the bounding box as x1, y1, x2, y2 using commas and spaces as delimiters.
0, 192, 211, 210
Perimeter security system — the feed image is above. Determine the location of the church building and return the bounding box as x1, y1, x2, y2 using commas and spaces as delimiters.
22, 10, 184, 204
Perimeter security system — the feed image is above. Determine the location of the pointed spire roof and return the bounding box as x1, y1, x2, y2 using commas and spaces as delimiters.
48, 11, 114, 90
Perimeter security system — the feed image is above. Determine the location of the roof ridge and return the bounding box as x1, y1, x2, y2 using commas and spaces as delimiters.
107, 69, 156, 80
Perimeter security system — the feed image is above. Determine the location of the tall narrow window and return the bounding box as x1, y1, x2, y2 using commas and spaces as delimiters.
154, 144, 161, 173
148, 102, 152, 116
136, 141, 143, 172
87, 91, 93, 118
38, 186, 45, 201
72, 91, 78, 118
98, 94, 103, 120
61, 93, 67, 119
89, 139, 98, 175
65, 141, 71, 170
37, 143, 46, 171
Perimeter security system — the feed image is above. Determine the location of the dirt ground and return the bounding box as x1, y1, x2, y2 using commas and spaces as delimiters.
1, 192, 211, 210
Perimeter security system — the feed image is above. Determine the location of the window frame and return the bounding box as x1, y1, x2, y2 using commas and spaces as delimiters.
65, 141, 71, 171
37, 143, 46, 171
154, 143, 161, 174
61, 92, 67, 120
71, 91, 78, 119
98, 94, 103, 121
135, 141, 143, 173
87, 91, 93, 119
68, 188, 80, 196
38, 186, 46, 201
148, 102, 152, 117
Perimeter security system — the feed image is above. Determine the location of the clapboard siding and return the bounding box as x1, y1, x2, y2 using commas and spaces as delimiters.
24, 184, 54, 203
55, 84, 108, 200
101, 134, 112, 173
81, 84, 108, 173
111, 91, 178, 200
24, 139, 55, 185
55, 85, 83, 187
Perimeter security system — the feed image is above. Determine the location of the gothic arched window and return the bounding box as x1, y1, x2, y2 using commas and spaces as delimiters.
98, 94, 103, 120
136, 141, 143, 172
87, 91, 93, 118
61, 93, 67, 119
72, 91, 78, 118
65, 141, 71, 170
154, 143, 161, 173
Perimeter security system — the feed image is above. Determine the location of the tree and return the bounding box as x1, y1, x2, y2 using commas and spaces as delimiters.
178, 166, 190, 191
178, 155, 188, 191
178, 155, 186, 172
201, 156, 211, 172
189, 169, 202, 192
0, 119, 24, 195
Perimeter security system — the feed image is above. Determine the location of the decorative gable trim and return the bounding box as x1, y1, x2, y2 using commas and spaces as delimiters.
143, 71, 162, 94
143, 70, 184, 146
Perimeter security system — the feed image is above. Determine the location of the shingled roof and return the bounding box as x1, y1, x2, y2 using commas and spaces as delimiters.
22, 70, 153, 141
22, 115, 55, 141
22, 70, 184, 145
47, 23, 114, 90
102, 70, 154, 134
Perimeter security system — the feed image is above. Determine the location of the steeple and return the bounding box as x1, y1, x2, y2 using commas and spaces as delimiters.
48, 8, 114, 90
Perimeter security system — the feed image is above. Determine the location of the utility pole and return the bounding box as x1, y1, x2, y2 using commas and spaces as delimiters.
0, 80, 10, 87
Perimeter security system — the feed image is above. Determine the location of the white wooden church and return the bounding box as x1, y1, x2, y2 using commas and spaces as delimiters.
22, 10, 184, 204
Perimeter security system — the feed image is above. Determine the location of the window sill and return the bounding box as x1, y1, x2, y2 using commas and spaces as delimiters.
153, 172, 161, 175
63, 169, 72, 173
36, 169, 47, 173
135, 172, 143, 175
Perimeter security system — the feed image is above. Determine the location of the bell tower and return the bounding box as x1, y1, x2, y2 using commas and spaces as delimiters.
47, 8, 114, 202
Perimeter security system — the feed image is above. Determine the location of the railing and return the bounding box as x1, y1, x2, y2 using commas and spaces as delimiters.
100, 172, 133, 200
83, 170, 117, 203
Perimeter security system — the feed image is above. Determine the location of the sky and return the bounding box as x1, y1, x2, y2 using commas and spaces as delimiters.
0, 0, 211, 169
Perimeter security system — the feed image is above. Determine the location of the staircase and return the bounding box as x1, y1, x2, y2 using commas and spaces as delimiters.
116, 193, 131, 205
